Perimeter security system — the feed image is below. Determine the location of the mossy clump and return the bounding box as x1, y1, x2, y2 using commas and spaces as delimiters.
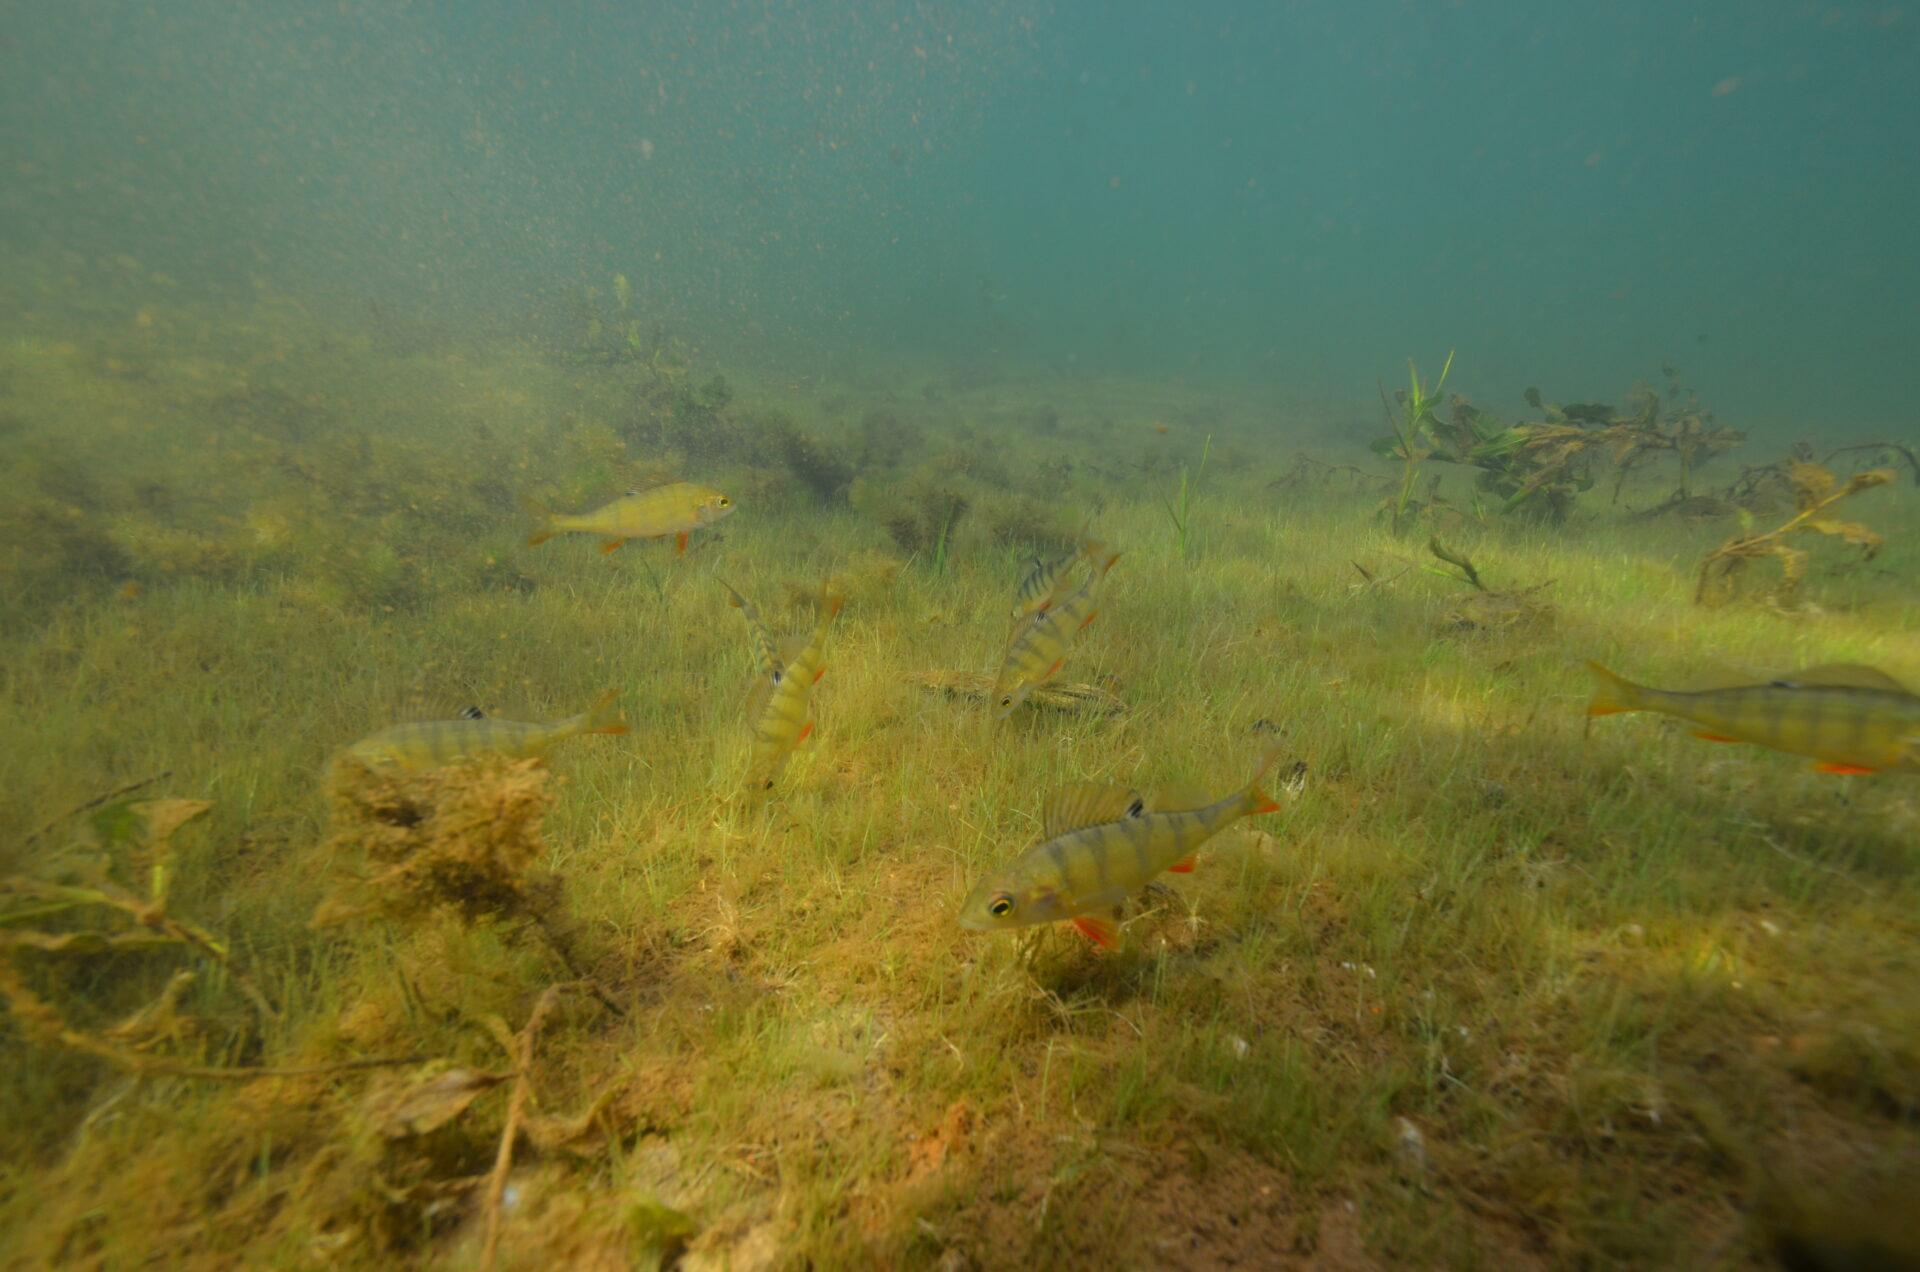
0, 498, 133, 621
760, 412, 855, 504
932, 437, 1011, 488
622, 357, 748, 464
317, 757, 560, 929
849, 468, 970, 556
975, 491, 1076, 551
853, 408, 924, 470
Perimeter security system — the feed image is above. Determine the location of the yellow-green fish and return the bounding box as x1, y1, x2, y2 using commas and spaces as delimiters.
958, 747, 1292, 949
1586, 662, 1920, 775
527, 482, 733, 555
1010, 537, 1112, 623
343, 691, 628, 772
993, 547, 1120, 717
747, 588, 845, 789
719, 578, 782, 681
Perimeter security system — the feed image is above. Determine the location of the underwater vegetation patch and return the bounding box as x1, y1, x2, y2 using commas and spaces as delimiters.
1696, 460, 1894, 608
3, 288, 1920, 1270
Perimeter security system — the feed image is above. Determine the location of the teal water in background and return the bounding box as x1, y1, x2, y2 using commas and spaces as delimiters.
4, 1, 1914, 429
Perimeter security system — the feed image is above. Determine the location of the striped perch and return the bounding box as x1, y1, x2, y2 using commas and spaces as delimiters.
719, 578, 784, 682
1010, 537, 1112, 625
993, 546, 1121, 718
343, 692, 627, 772
958, 747, 1295, 950
747, 587, 845, 790
1587, 662, 1920, 775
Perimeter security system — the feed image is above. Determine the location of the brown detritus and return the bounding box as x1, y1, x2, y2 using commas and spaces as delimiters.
1696, 461, 1893, 607
906, 670, 1127, 716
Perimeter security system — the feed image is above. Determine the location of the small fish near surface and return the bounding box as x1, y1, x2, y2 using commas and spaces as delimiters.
747, 586, 846, 790
343, 692, 628, 772
1586, 661, 1920, 775
527, 482, 734, 555
957, 746, 1299, 950
994, 547, 1121, 718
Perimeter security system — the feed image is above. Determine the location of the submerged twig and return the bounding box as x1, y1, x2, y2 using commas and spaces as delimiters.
1821, 441, 1919, 483
3, 874, 278, 1022
21, 772, 173, 849
481, 983, 569, 1270
1696, 461, 1892, 606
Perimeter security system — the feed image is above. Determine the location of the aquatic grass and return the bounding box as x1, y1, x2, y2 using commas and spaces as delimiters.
1376, 349, 1455, 536
2, 301, 1920, 1267
1160, 431, 1212, 559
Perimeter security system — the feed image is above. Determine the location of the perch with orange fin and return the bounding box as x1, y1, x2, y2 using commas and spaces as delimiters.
1585, 661, 1920, 775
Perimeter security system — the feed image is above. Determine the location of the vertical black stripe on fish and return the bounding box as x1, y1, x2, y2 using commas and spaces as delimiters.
1044, 838, 1072, 890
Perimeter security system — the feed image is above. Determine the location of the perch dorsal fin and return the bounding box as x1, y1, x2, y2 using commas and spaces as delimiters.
1147, 781, 1211, 813
457, 706, 485, 720
1677, 665, 1765, 692
1772, 664, 1910, 693
1042, 783, 1146, 838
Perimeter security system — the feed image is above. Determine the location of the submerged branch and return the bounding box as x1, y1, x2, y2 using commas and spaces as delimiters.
21, 772, 173, 849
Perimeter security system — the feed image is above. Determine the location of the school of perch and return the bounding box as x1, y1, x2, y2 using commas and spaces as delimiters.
342, 479, 1920, 953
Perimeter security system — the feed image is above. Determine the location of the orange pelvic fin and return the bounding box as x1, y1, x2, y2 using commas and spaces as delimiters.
599, 538, 626, 554
1071, 915, 1121, 950
1167, 856, 1197, 874
812, 665, 827, 685
1079, 608, 1100, 631
1692, 731, 1740, 743
675, 530, 689, 555
1815, 761, 1876, 775
795, 720, 815, 745
527, 531, 554, 547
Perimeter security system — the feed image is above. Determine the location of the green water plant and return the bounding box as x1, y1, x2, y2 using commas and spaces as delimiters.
1371, 351, 1455, 536
1162, 432, 1212, 558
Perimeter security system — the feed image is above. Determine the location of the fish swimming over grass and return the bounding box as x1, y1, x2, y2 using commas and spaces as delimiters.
527, 482, 733, 555
344, 692, 628, 772
747, 587, 846, 790
1586, 662, 1920, 774
719, 578, 782, 681
958, 747, 1294, 949
1011, 537, 1112, 624
994, 547, 1121, 717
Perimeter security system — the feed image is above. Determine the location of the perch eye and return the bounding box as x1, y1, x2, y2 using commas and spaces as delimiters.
987, 893, 1014, 918
717, 496, 731, 508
